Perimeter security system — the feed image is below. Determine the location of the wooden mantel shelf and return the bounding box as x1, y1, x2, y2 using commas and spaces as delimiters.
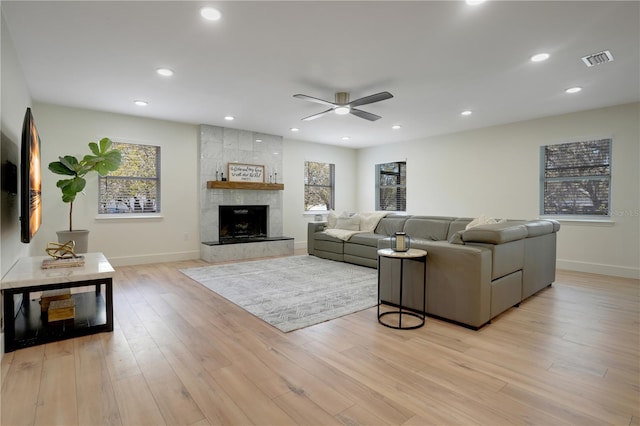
207, 181, 284, 191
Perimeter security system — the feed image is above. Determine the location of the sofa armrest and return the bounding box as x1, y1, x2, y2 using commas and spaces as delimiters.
307, 222, 327, 255
522, 219, 560, 237
380, 240, 493, 328
421, 241, 493, 328
462, 223, 527, 244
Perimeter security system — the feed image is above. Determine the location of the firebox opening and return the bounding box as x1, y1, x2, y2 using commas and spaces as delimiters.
219, 205, 268, 243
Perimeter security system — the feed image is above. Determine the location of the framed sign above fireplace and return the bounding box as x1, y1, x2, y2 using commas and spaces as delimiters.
228, 163, 265, 183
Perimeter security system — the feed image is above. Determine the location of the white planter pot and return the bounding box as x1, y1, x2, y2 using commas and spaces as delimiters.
56, 230, 90, 254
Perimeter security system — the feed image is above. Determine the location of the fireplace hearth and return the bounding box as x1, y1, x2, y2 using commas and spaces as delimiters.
219, 205, 268, 243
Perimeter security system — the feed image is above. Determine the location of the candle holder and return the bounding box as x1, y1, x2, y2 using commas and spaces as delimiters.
391, 232, 410, 252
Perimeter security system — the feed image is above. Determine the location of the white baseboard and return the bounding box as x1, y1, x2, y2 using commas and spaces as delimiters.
106, 250, 201, 267
557, 259, 640, 279
295, 240, 307, 251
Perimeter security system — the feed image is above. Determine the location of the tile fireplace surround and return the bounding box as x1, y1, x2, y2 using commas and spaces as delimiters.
198, 125, 293, 262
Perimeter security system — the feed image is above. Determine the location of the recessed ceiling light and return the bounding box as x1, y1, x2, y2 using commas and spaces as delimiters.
341, 136, 350, 141
290, 127, 299, 132
461, 110, 472, 116
334, 106, 350, 115
200, 7, 222, 21
530, 53, 550, 62
466, 0, 486, 5
156, 68, 174, 77
224, 115, 234, 121
565, 87, 582, 94
392, 125, 402, 130
134, 100, 149, 106
255, 139, 262, 143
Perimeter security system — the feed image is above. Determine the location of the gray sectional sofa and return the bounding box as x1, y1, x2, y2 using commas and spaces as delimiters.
307, 214, 560, 329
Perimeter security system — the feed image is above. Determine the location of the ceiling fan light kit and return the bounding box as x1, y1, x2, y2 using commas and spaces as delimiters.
294, 91, 393, 121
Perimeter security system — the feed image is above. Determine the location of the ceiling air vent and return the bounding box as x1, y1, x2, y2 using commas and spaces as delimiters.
581, 50, 614, 67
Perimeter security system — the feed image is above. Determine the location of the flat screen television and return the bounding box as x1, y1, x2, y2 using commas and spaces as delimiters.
20, 107, 43, 243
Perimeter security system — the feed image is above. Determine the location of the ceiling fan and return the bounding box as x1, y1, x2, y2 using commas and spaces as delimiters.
293, 91, 393, 121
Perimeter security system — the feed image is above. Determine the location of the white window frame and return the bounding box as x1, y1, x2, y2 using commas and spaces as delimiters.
376, 161, 406, 212
304, 161, 335, 212
98, 141, 161, 218
540, 138, 612, 220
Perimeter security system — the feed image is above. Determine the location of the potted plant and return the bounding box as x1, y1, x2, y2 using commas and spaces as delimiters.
48, 137, 122, 253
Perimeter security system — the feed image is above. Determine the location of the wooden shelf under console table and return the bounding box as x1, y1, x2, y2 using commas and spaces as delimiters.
207, 181, 284, 190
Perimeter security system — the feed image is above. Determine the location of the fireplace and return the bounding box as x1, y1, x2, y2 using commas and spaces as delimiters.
219, 205, 268, 243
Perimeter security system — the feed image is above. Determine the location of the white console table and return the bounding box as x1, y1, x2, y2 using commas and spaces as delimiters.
1, 252, 114, 352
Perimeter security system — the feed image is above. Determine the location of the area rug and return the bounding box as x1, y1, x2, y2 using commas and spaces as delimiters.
180, 255, 377, 332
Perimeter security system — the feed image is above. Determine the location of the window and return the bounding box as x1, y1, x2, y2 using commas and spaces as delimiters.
304, 161, 334, 211
376, 161, 406, 211
541, 138, 611, 217
98, 142, 161, 214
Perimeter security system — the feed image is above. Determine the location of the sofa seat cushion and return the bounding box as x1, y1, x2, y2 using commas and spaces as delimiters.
314, 231, 344, 242
347, 233, 386, 247
462, 223, 527, 244
315, 238, 344, 254
344, 243, 379, 260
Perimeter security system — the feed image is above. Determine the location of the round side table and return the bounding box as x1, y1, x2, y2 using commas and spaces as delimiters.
377, 248, 427, 329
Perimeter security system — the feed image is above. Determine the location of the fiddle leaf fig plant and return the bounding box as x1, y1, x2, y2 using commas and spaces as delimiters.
49, 137, 122, 232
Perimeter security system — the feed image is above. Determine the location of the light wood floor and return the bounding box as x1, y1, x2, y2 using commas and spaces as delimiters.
1, 253, 638, 426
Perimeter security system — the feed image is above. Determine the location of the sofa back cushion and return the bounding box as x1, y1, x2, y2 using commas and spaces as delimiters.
403, 218, 452, 241
447, 218, 473, 239
374, 216, 409, 236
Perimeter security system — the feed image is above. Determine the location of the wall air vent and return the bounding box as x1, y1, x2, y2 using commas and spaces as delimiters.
581, 50, 614, 67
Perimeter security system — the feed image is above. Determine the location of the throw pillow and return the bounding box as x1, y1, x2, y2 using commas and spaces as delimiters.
326, 210, 338, 229
335, 213, 360, 231
465, 215, 507, 230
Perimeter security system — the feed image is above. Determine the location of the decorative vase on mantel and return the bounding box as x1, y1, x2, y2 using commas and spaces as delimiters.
56, 229, 90, 254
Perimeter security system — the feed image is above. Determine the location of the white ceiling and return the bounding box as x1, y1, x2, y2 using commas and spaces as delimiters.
2, 1, 639, 148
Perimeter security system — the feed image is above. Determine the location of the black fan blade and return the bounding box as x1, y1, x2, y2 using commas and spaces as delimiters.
302, 108, 334, 121
348, 91, 393, 108
293, 94, 336, 108
350, 108, 381, 121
